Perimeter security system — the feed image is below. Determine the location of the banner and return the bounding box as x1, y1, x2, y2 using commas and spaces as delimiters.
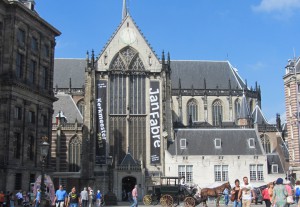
96, 80, 107, 164
150, 81, 161, 164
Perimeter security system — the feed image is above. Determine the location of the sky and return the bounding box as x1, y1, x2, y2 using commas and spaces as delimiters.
34, 0, 300, 123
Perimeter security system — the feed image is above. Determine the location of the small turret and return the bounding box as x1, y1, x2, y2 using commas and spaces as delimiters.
237, 92, 251, 127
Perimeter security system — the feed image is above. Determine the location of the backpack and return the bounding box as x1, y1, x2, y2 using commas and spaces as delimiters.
296, 187, 300, 197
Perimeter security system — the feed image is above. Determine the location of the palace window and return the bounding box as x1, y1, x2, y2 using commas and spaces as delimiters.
69, 136, 82, 172
14, 106, 22, 120
29, 135, 35, 161
260, 134, 271, 153
31, 37, 38, 53
178, 165, 193, 183
40, 66, 48, 89
41, 114, 47, 127
250, 164, 264, 181
28, 111, 35, 123
42, 43, 50, 58
16, 53, 24, 79
15, 173, 22, 190
28, 60, 36, 84
214, 165, 228, 181
17, 29, 25, 47
212, 100, 223, 126
14, 132, 21, 159
187, 99, 198, 122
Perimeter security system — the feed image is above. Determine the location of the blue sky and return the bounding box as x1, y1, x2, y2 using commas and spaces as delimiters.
35, 0, 300, 123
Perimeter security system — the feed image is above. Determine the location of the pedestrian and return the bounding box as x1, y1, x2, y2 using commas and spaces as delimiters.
223, 187, 229, 206
54, 185, 67, 207
33, 189, 41, 207
0, 191, 5, 207
295, 180, 300, 207
130, 185, 138, 207
262, 183, 272, 207
15, 191, 23, 206
80, 188, 88, 207
9, 193, 15, 207
95, 190, 102, 207
238, 176, 255, 207
285, 180, 293, 207
88, 188, 94, 207
272, 178, 288, 207
231, 179, 241, 207
67, 187, 81, 207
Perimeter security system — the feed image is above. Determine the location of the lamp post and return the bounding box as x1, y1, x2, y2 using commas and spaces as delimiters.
40, 136, 50, 207
105, 156, 117, 205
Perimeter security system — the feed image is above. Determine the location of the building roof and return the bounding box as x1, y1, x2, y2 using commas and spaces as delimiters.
52, 93, 83, 123
120, 153, 138, 166
252, 104, 269, 125
168, 128, 263, 156
170, 60, 246, 90
54, 58, 86, 88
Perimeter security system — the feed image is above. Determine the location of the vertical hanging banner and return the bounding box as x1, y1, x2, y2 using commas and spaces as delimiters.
149, 81, 161, 164
96, 80, 107, 164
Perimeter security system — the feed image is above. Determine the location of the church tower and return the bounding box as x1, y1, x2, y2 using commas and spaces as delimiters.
82, 2, 172, 199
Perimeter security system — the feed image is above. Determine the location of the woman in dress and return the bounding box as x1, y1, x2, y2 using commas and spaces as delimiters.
231, 179, 241, 207
262, 182, 272, 207
272, 178, 288, 207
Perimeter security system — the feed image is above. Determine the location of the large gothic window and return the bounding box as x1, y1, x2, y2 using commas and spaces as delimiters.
260, 134, 271, 154
109, 46, 146, 163
235, 99, 241, 121
212, 100, 223, 126
69, 136, 82, 172
77, 99, 85, 116
187, 99, 198, 122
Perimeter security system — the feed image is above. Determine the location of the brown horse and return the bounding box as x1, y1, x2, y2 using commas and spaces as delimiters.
200, 182, 231, 207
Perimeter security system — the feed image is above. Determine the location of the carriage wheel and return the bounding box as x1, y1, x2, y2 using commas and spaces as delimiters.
184, 197, 195, 207
143, 195, 152, 205
160, 194, 173, 207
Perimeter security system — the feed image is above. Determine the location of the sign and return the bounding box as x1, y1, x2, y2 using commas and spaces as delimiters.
96, 80, 107, 164
150, 81, 161, 164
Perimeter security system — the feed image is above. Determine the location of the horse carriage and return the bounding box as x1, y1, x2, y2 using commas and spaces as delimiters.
143, 177, 231, 207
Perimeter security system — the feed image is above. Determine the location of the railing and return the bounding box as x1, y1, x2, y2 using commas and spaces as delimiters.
52, 123, 83, 130
116, 165, 141, 171
257, 124, 278, 132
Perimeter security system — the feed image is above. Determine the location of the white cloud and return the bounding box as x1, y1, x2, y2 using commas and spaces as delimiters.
253, 0, 300, 12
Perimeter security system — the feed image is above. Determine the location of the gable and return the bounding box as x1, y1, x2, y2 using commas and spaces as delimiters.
96, 15, 161, 72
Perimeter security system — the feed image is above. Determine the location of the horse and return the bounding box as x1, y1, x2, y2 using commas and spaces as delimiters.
199, 181, 231, 207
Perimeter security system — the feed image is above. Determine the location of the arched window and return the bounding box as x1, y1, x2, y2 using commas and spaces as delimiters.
212, 100, 223, 126
187, 99, 198, 122
77, 100, 85, 116
260, 134, 271, 154
249, 99, 254, 113
235, 99, 241, 121
69, 136, 82, 172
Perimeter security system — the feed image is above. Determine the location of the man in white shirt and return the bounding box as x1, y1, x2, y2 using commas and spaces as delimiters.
238, 176, 255, 207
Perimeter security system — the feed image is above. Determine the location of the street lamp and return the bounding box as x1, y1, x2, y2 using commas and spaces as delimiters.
40, 136, 50, 207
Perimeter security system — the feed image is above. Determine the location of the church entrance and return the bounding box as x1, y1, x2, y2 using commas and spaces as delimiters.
122, 176, 136, 201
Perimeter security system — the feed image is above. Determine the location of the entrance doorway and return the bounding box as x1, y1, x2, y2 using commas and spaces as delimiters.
122, 176, 136, 201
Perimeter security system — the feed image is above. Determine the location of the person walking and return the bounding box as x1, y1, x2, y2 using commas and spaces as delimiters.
262, 183, 272, 207
295, 180, 300, 207
67, 187, 81, 207
0, 191, 5, 207
272, 178, 288, 207
223, 187, 229, 206
80, 188, 88, 207
54, 185, 67, 207
88, 188, 94, 207
130, 185, 138, 207
231, 179, 241, 207
9, 192, 15, 207
285, 180, 293, 207
15, 190, 23, 206
95, 190, 102, 207
33, 189, 41, 207
238, 176, 255, 207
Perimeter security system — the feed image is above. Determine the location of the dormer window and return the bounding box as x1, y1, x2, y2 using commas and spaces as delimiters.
180, 139, 186, 149
215, 138, 221, 148
248, 138, 255, 148
272, 164, 278, 173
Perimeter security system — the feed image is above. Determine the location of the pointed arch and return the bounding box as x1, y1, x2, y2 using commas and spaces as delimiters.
212, 99, 223, 126
77, 98, 85, 116
69, 135, 82, 172
235, 98, 241, 121
260, 134, 271, 154
187, 98, 198, 122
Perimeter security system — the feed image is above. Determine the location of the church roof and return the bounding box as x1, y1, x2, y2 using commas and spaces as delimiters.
120, 153, 138, 166
170, 60, 247, 90
52, 93, 83, 123
54, 58, 86, 88
168, 128, 263, 156
252, 104, 269, 125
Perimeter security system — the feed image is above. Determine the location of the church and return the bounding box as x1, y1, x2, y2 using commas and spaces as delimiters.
51, 1, 288, 201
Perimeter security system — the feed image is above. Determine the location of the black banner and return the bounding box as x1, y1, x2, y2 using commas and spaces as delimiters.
150, 81, 161, 164
96, 80, 107, 164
